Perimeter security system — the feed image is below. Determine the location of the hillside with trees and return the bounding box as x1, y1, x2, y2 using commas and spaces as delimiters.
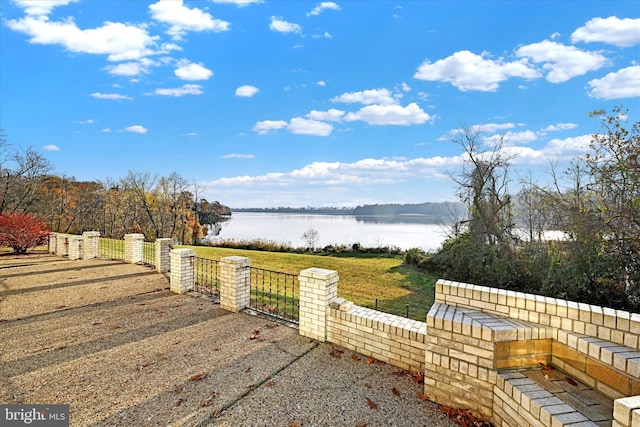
0, 130, 230, 244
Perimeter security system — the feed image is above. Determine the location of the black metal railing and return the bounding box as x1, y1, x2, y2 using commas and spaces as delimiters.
194, 257, 220, 301
98, 238, 125, 260
249, 267, 299, 324
142, 241, 155, 266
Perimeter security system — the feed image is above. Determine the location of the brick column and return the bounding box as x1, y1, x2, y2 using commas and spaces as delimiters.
299, 267, 339, 342
155, 238, 172, 273
68, 236, 83, 260
56, 234, 69, 257
219, 256, 251, 312
124, 233, 145, 264
82, 231, 100, 259
170, 248, 195, 294
49, 233, 57, 254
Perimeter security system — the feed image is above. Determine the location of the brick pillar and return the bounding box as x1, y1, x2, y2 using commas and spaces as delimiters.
124, 233, 145, 264
82, 231, 100, 259
56, 234, 69, 257
219, 256, 251, 312
298, 267, 339, 342
155, 238, 172, 273
68, 236, 83, 260
49, 233, 57, 254
170, 248, 195, 294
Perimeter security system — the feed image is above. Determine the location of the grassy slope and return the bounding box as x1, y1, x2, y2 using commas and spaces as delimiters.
183, 246, 439, 321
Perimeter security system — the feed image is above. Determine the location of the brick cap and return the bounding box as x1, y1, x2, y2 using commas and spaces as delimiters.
300, 267, 338, 279
171, 248, 195, 256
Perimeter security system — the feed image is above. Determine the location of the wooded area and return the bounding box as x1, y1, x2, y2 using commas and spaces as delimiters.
407, 106, 640, 312
0, 130, 230, 244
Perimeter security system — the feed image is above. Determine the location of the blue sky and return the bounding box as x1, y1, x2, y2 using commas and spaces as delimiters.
1, 1, 639, 208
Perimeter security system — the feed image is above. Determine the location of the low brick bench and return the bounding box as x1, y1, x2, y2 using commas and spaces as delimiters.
425, 280, 640, 427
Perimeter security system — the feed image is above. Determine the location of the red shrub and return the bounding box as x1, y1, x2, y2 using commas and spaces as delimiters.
0, 213, 49, 254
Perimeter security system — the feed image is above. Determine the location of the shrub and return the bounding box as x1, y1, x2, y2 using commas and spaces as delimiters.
0, 213, 49, 254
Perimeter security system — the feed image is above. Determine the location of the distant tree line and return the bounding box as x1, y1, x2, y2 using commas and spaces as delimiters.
406, 106, 640, 312
234, 201, 465, 220
0, 130, 230, 244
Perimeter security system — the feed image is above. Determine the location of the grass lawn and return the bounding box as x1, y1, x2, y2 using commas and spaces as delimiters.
182, 246, 439, 321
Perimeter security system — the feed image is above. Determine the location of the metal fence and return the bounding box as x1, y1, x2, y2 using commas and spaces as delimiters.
142, 241, 155, 266
98, 238, 125, 260
194, 257, 220, 301
248, 267, 299, 324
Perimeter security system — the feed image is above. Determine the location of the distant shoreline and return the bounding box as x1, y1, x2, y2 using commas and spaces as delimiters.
232, 201, 465, 218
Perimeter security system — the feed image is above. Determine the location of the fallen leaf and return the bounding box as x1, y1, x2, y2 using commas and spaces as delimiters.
351, 353, 362, 361
412, 372, 425, 383
365, 397, 378, 411
392, 370, 407, 377
265, 381, 277, 387
392, 387, 400, 396
364, 383, 372, 389
245, 367, 252, 373
540, 363, 555, 371
329, 348, 344, 359
189, 373, 206, 381
156, 307, 164, 315
56, 305, 67, 309
265, 322, 279, 329
356, 424, 368, 427
289, 423, 301, 427
365, 357, 385, 366
174, 386, 183, 394
175, 399, 183, 407
55, 346, 66, 351
199, 399, 212, 408
565, 376, 578, 386
417, 392, 430, 401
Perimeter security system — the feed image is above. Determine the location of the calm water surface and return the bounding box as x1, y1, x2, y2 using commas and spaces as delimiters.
206, 212, 450, 251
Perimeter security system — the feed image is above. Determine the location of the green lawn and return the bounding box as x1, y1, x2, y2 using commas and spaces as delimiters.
182, 246, 439, 321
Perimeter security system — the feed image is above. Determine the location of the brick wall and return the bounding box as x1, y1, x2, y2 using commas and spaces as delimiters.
327, 303, 426, 373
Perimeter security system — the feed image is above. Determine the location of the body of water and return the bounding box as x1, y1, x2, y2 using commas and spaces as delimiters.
205, 212, 451, 251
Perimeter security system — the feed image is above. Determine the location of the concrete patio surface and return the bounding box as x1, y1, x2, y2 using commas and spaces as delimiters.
0, 253, 454, 426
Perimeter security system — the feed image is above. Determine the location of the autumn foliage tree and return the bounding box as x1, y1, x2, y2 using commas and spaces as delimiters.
0, 213, 49, 254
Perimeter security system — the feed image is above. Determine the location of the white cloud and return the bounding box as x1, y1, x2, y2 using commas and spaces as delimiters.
174, 60, 213, 81
543, 123, 578, 132
210, 0, 263, 6
331, 88, 397, 105
253, 120, 288, 135
269, 16, 302, 34
222, 153, 255, 159
125, 125, 147, 134
516, 40, 608, 83
90, 92, 133, 100
105, 58, 155, 76
307, 2, 341, 16
288, 117, 333, 136
414, 50, 540, 91
312, 31, 332, 39
12, 0, 78, 16
101, 128, 111, 132
317, 81, 326, 86
75, 119, 94, 124
149, 0, 230, 39
7, 16, 157, 62
571, 16, 640, 47
588, 65, 640, 99
306, 108, 345, 122
344, 103, 432, 126
43, 144, 60, 151
482, 130, 538, 146
153, 84, 203, 97
235, 85, 259, 97
541, 135, 592, 158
